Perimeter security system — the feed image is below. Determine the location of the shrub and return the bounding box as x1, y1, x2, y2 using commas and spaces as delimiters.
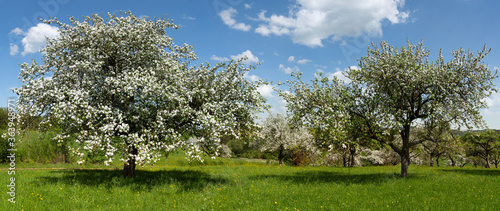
16, 131, 70, 163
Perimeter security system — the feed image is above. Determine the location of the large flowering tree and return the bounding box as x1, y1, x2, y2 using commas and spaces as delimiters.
14, 12, 266, 177
280, 40, 497, 177
345, 40, 496, 177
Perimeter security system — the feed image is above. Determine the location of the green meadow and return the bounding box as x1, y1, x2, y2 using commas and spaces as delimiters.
1, 152, 499, 211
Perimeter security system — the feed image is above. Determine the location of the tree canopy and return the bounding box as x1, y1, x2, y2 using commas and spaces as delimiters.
14, 12, 267, 177
280, 40, 497, 177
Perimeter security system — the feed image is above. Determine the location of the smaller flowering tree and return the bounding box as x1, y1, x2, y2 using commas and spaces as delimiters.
277, 73, 376, 167
256, 112, 317, 165
14, 12, 266, 177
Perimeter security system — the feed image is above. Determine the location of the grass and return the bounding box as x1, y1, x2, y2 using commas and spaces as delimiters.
1, 152, 499, 210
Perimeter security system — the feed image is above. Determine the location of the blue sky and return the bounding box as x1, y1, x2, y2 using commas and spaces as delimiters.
2, 0, 500, 128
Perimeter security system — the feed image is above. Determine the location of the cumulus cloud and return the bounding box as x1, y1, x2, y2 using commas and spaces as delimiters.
254, 0, 409, 47
10, 27, 24, 35
257, 84, 274, 98
482, 89, 500, 129
219, 7, 251, 32
484, 91, 500, 109
287, 56, 311, 65
279, 64, 300, 74
211, 50, 260, 64
244, 3, 252, 9
320, 66, 358, 83
9, 44, 19, 56
325, 71, 350, 83
210, 55, 229, 62
21, 23, 59, 56
296, 59, 311, 64
244, 73, 261, 82
230, 50, 260, 63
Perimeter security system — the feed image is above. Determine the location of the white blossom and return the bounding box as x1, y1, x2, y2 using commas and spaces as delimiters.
14, 12, 266, 171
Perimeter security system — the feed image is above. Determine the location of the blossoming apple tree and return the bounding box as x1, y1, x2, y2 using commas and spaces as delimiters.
279, 40, 497, 177
256, 112, 317, 165
345, 40, 496, 177
14, 12, 267, 177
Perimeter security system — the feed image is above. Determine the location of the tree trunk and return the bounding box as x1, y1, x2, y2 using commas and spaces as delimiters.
122, 146, 138, 177
435, 157, 440, 167
400, 152, 410, 178
278, 146, 284, 166
485, 156, 491, 168
429, 155, 434, 167
342, 152, 348, 167
448, 155, 456, 167
400, 124, 411, 178
349, 148, 356, 167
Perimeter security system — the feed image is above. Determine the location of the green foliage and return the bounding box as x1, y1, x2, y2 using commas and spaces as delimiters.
225, 138, 277, 160
226, 139, 247, 157
15, 131, 70, 164
0, 108, 7, 130
0, 133, 10, 163
462, 130, 500, 168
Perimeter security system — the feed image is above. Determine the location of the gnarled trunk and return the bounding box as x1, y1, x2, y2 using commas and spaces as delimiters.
400, 152, 410, 178
400, 124, 411, 178
429, 155, 434, 167
278, 145, 285, 166
122, 146, 138, 177
349, 148, 356, 167
448, 155, 456, 167
485, 156, 491, 168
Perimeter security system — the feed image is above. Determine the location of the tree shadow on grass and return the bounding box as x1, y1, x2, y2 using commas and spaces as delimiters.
249, 170, 426, 185
36, 169, 227, 192
438, 168, 500, 176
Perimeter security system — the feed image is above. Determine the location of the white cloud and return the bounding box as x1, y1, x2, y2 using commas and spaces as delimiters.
254, 0, 409, 47
321, 66, 358, 83
279, 64, 300, 74
244, 3, 252, 9
297, 59, 311, 64
273, 51, 279, 56
9, 44, 19, 56
10, 27, 24, 35
325, 71, 350, 83
219, 7, 251, 32
182, 15, 196, 20
230, 50, 259, 63
482, 90, 500, 129
287, 56, 311, 64
21, 23, 59, 56
211, 50, 259, 64
244, 73, 260, 82
257, 84, 274, 98
314, 64, 327, 69
210, 55, 229, 62
232, 23, 252, 31
485, 91, 500, 108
